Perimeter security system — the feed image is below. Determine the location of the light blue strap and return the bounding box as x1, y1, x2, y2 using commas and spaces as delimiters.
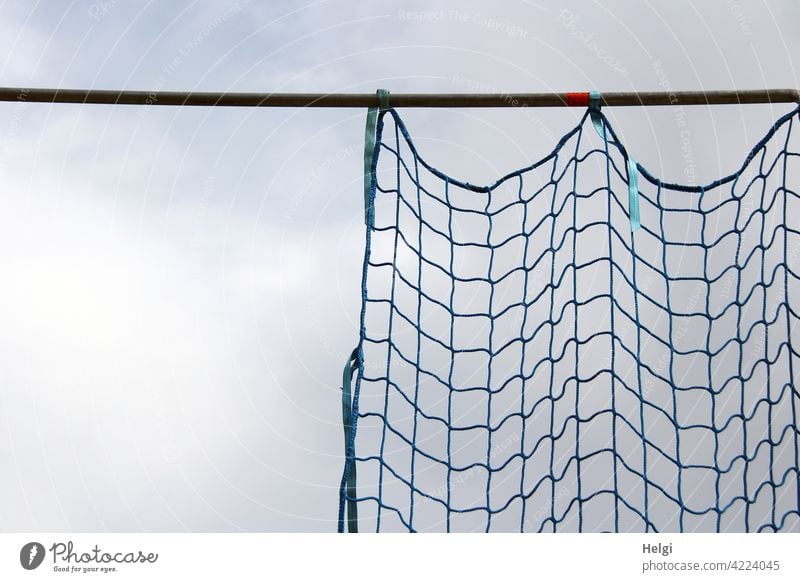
588, 90, 606, 140
363, 89, 390, 225
589, 90, 640, 232
627, 156, 641, 231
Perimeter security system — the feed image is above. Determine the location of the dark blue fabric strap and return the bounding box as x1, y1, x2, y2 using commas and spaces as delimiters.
340, 89, 391, 532
340, 347, 360, 532
363, 89, 390, 224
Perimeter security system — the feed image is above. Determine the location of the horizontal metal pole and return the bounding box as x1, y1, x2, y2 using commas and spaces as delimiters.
0, 87, 798, 108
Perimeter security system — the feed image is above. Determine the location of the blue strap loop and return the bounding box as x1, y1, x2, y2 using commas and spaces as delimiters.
340, 347, 360, 533
342, 88, 390, 532
589, 90, 640, 232
588, 90, 606, 140
377, 89, 390, 109
363, 89, 390, 225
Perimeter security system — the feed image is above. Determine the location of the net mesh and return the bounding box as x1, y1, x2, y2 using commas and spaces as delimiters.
339, 104, 800, 532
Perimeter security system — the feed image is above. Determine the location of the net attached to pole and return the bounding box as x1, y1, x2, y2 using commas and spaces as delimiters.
339, 101, 800, 532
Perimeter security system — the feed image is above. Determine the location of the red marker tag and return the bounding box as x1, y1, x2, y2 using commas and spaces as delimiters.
565, 92, 590, 107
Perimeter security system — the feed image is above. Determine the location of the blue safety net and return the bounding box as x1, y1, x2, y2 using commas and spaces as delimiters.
339, 103, 800, 532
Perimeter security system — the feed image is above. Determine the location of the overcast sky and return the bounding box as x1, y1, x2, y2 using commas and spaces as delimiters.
0, 0, 798, 532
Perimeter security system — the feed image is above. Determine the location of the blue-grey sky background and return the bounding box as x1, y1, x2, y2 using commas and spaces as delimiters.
0, 0, 798, 531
